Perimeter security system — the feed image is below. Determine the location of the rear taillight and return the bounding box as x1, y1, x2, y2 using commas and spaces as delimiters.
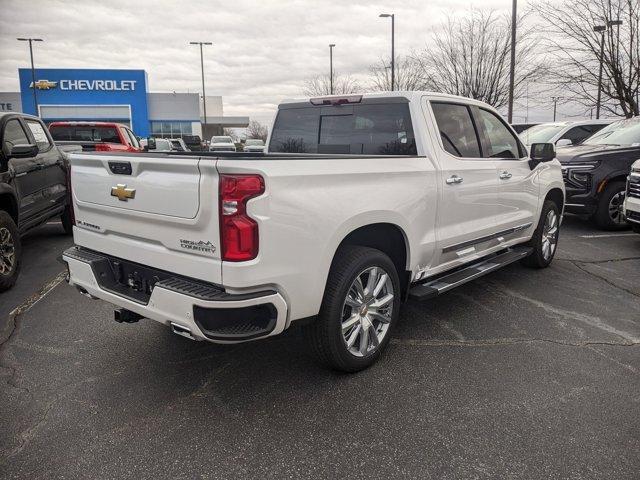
219, 174, 265, 261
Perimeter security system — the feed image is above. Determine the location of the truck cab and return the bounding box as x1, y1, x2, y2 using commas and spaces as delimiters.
0, 112, 71, 291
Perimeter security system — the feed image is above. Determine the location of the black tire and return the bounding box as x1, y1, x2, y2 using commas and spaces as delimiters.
0, 210, 22, 292
592, 181, 628, 231
61, 205, 74, 235
303, 245, 401, 373
521, 200, 560, 269
631, 223, 640, 234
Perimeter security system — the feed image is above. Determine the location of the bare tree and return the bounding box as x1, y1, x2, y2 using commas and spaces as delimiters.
368, 56, 427, 91
412, 10, 542, 109
246, 120, 268, 141
302, 73, 361, 96
533, 0, 639, 117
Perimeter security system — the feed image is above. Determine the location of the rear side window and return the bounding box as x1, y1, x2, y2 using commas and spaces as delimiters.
269, 103, 417, 155
25, 120, 53, 151
431, 102, 481, 158
50, 125, 121, 144
477, 109, 522, 159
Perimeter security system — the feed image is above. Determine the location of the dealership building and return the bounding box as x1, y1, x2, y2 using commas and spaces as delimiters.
0, 68, 248, 138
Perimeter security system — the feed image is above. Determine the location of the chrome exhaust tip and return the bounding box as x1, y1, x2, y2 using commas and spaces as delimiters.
171, 322, 195, 340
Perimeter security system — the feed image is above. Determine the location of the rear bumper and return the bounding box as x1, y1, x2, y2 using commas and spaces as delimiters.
61, 247, 288, 343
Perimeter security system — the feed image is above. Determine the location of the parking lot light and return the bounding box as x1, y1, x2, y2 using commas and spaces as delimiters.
17, 38, 43, 115
379, 13, 395, 91
189, 41, 213, 136
329, 44, 335, 95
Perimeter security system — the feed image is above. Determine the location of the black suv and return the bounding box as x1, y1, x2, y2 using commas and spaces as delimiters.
0, 112, 72, 291
557, 116, 640, 230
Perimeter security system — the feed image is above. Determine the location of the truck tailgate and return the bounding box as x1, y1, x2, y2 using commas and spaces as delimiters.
70, 153, 222, 285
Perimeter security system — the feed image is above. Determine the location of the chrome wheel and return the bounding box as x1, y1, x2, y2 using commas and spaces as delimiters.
608, 191, 626, 225
541, 209, 558, 261
341, 266, 394, 357
0, 227, 16, 276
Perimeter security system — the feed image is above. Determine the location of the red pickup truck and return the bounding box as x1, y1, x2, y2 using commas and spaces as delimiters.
49, 121, 142, 152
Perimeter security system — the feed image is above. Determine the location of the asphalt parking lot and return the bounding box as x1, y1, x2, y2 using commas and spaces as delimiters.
1, 216, 639, 479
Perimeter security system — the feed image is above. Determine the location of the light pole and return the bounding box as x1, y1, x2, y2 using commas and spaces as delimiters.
594, 24, 606, 119
594, 20, 622, 119
551, 96, 560, 121
507, 0, 517, 123
189, 41, 212, 136
329, 44, 335, 95
17, 38, 43, 115
379, 13, 395, 91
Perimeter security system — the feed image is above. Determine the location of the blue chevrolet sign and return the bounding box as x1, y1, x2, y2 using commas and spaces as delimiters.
19, 68, 150, 136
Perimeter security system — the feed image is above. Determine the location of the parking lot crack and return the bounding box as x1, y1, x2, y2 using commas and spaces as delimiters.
391, 337, 640, 348
570, 260, 640, 299
0, 271, 66, 350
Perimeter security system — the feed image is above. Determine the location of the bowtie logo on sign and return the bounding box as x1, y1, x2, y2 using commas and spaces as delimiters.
30, 79, 58, 90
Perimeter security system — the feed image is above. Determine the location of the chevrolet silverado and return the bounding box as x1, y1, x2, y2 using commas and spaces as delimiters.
62, 92, 565, 372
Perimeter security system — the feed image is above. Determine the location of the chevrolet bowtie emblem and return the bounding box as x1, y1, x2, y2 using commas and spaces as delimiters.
111, 184, 136, 201
30, 79, 58, 90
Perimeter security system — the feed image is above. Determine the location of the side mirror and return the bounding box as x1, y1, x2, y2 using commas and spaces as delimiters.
529, 142, 556, 169
144, 137, 156, 152
10, 144, 39, 159
555, 138, 572, 148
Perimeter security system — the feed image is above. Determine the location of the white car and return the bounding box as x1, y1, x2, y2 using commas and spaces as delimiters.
243, 139, 265, 152
209, 135, 236, 152
63, 91, 564, 372
520, 120, 614, 148
624, 159, 640, 233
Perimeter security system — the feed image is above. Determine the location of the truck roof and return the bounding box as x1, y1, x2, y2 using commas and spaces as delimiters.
279, 90, 494, 109
48, 121, 128, 128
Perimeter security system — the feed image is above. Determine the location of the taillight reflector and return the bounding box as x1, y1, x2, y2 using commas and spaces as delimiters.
219, 174, 265, 261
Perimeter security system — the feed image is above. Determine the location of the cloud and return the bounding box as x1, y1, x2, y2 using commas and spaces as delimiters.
1, 0, 565, 124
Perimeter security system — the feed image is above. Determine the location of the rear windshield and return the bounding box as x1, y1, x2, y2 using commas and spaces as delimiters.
269, 103, 417, 155
50, 125, 121, 143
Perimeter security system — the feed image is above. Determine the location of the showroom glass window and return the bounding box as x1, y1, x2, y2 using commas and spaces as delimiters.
430, 102, 481, 158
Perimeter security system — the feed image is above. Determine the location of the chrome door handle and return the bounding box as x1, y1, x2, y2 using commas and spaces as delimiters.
499, 171, 512, 180
446, 175, 463, 185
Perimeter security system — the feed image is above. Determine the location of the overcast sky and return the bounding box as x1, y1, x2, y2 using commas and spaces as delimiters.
1, 0, 572, 125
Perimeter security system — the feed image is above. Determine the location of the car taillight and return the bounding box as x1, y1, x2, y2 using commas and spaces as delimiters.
219, 174, 265, 261
94, 143, 113, 151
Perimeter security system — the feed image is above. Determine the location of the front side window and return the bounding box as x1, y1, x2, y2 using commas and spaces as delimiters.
3, 119, 30, 152
431, 102, 481, 158
477, 109, 521, 159
269, 103, 417, 155
25, 120, 52, 151
559, 126, 596, 145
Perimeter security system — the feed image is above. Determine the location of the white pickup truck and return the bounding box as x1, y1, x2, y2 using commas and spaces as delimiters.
624, 159, 640, 233
62, 92, 565, 372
